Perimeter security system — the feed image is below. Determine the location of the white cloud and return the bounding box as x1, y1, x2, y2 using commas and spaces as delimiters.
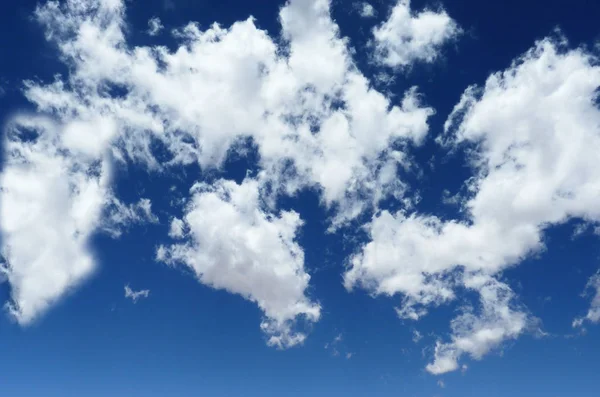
372, 0, 460, 68
324, 332, 352, 357
5, 0, 436, 340
0, 115, 113, 325
29, 0, 433, 226
102, 197, 158, 238
0, 111, 156, 323
156, 178, 320, 348
168, 217, 185, 238
426, 275, 528, 375
124, 284, 150, 302
359, 2, 376, 18
345, 36, 600, 373
147, 17, 163, 36
573, 271, 600, 327
412, 329, 423, 343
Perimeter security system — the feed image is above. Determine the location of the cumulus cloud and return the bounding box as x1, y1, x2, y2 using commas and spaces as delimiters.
1, 0, 440, 342
147, 17, 163, 36
372, 0, 460, 68
29, 0, 433, 226
573, 271, 600, 327
156, 178, 320, 348
168, 217, 185, 239
345, 36, 600, 373
0, 115, 113, 325
8, 0, 587, 370
426, 275, 528, 375
359, 2, 376, 18
124, 284, 150, 302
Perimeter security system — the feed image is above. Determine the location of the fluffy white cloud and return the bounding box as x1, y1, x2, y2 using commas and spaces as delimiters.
4, 0, 438, 341
168, 217, 185, 239
372, 0, 460, 68
346, 36, 600, 373
0, 115, 113, 324
147, 17, 163, 36
30, 0, 433, 224
156, 178, 320, 348
426, 275, 528, 375
573, 271, 600, 327
359, 2, 376, 18
124, 284, 150, 302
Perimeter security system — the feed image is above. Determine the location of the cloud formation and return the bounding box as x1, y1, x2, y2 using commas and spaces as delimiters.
346, 36, 600, 372
359, 2, 376, 18
157, 178, 320, 348
125, 284, 150, 302
0, 0, 442, 341
0, 114, 112, 324
147, 17, 163, 36
372, 0, 460, 68
1, 0, 597, 375
573, 271, 600, 327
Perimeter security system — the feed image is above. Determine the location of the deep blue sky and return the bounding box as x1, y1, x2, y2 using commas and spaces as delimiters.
1, 0, 600, 396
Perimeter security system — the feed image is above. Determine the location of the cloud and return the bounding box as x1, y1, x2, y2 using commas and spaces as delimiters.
426, 275, 528, 375
147, 17, 163, 36
573, 271, 600, 327
0, 115, 113, 325
3, 0, 438, 341
0, 111, 156, 324
9, 0, 593, 370
359, 2, 376, 18
124, 284, 150, 302
156, 178, 320, 348
168, 217, 185, 239
325, 332, 354, 358
412, 329, 423, 343
372, 0, 461, 68
345, 36, 600, 373
29, 0, 433, 228
102, 198, 158, 238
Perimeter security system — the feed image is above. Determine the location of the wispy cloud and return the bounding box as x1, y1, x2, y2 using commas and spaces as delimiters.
124, 285, 150, 303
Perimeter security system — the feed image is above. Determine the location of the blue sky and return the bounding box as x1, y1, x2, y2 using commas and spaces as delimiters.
0, 0, 600, 396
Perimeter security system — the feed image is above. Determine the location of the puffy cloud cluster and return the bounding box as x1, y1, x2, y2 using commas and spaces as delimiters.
3, 0, 598, 375
32, 0, 434, 220
426, 275, 529, 374
345, 37, 600, 372
156, 178, 320, 347
0, 114, 113, 324
372, 0, 461, 68
359, 2, 376, 18
1, 0, 442, 343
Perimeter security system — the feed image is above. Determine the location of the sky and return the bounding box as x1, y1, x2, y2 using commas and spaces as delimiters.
0, 0, 599, 396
